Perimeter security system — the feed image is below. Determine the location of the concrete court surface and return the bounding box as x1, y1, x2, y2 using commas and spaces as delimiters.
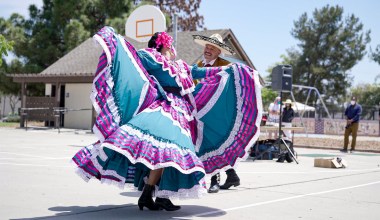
1, 127, 380, 220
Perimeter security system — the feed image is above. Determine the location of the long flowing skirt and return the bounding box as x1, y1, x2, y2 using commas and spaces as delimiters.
192, 63, 263, 176
72, 27, 206, 199
72, 26, 263, 199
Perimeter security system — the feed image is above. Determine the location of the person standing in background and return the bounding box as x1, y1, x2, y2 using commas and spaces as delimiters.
342, 96, 362, 153
281, 99, 295, 141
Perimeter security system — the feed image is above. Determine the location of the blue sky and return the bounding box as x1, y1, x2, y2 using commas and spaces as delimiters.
1, 0, 379, 86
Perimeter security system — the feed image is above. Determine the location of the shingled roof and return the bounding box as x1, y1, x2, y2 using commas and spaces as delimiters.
11, 29, 254, 83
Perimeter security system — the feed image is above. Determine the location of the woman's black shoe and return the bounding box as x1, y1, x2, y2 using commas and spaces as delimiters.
138, 185, 159, 211
155, 197, 181, 211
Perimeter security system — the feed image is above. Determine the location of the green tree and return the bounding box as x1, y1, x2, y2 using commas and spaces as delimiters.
287, 5, 370, 103
1, 0, 205, 99
351, 83, 380, 119
6, 0, 135, 72
0, 0, 136, 97
261, 87, 278, 111
371, 44, 380, 64
0, 34, 14, 66
370, 44, 380, 82
0, 60, 22, 95
0, 60, 22, 115
0, 31, 19, 115
2, 0, 204, 74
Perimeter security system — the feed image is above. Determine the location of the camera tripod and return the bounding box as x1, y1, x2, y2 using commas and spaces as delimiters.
273, 134, 298, 164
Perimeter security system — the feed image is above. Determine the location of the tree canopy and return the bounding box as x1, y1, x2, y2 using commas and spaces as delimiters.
0, 34, 17, 97
0, 34, 14, 66
370, 44, 380, 87
0, 0, 204, 96
371, 44, 380, 65
276, 5, 370, 103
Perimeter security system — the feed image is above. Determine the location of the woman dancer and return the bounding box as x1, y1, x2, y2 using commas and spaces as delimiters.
72, 26, 262, 211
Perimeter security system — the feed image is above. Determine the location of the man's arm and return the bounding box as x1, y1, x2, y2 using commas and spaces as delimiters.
191, 65, 224, 79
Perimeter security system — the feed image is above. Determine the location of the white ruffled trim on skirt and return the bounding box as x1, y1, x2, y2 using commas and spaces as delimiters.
73, 161, 140, 191
73, 133, 206, 199
96, 125, 205, 175
156, 183, 207, 200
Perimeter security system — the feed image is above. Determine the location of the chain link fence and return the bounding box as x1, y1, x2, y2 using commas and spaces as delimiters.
299, 103, 379, 121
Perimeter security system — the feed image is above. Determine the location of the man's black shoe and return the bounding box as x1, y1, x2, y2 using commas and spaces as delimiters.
208, 183, 220, 193
285, 153, 293, 163
220, 180, 240, 189
340, 149, 348, 153
220, 169, 240, 190
276, 155, 285, 163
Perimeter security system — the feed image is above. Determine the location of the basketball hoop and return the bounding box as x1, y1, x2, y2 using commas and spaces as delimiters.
125, 5, 166, 42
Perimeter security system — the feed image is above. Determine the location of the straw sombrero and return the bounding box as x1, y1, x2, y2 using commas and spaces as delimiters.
284, 99, 293, 105
193, 34, 234, 55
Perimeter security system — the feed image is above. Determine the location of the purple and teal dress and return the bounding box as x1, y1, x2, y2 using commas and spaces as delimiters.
72, 26, 262, 199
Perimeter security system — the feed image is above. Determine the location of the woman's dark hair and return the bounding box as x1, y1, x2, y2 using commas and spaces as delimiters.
148, 32, 163, 52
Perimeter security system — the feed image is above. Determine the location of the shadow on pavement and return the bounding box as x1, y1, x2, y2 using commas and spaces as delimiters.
120, 191, 141, 197
10, 204, 225, 220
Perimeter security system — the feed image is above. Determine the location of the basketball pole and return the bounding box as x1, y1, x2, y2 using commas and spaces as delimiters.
278, 91, 283, 139
173, 14, 178, 50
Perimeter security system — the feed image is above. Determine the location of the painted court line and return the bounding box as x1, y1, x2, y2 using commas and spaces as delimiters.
0, 152, 66, 159
0, 157, 70, 160
1, 145, 75, 151
0, 163, 71, 168
176, 180, 380, 218
239, 168, 380, 174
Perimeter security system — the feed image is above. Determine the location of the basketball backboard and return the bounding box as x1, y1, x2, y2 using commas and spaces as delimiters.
125, 5, 166, 42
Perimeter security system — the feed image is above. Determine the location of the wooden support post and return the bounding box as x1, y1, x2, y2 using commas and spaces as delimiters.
54, 82, 60, 128
20, 82, 26, 128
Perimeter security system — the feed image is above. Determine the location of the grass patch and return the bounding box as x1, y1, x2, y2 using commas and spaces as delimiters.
350, 153, 380, 157
0, 122, 19, 127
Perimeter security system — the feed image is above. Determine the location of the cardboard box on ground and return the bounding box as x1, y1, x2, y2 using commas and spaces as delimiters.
314, 157, 348, 168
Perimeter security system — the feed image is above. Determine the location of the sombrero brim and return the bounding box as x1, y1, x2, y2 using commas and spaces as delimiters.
193, 35, 234, 55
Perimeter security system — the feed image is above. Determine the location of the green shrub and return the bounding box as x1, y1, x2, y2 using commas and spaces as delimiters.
3, 115, 20, 122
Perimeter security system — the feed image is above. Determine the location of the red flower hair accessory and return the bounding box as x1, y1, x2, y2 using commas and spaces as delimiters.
156, 32, 173, 49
